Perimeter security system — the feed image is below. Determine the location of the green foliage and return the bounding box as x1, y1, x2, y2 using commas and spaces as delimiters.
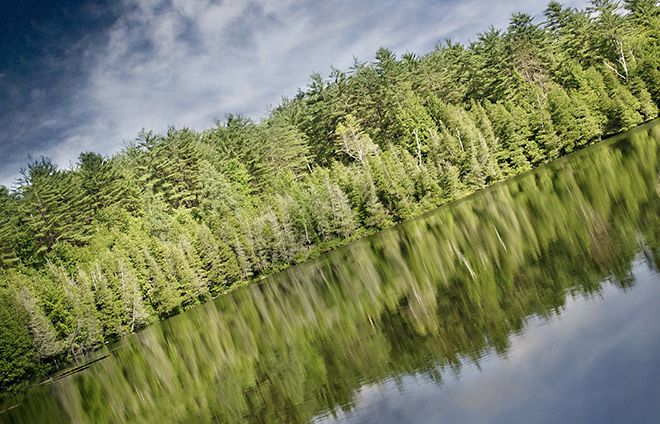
0, 287, 40, 392
1, 0, 660, 392
334, 114, 379, 165
0, 188, 26, 268
18, 159, 91, 256
3, 124, 657, 422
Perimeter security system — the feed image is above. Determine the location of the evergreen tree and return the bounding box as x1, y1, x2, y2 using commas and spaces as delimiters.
0, 188, 24, 268
334, 114, 379, 166
8, 276, 62, 360
19, 159, 89, 255
76, 152, 126, 215
0, 287, 40, 391
547, 84, 602, 152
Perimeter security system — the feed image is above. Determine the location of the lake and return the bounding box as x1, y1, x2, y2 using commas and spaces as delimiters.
2, 121, 659, 423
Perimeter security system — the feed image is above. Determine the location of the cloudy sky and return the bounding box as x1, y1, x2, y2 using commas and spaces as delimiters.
0, 0, 589, 187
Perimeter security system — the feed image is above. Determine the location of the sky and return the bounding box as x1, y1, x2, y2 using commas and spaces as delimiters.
0, 0, 589, 188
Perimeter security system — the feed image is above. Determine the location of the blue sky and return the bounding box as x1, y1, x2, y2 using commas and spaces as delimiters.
0, 0, 588, 187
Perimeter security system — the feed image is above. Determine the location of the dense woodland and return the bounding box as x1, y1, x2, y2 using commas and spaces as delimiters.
3, 124, 658, 422
1, 0, 660, 391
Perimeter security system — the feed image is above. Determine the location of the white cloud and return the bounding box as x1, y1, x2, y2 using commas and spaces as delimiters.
0, 0, 589, 186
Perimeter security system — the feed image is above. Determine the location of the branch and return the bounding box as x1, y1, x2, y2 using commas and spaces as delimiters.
604, 60, 626, 81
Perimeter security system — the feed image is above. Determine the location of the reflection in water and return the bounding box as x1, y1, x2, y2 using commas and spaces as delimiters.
2, 122, 659, 423
314, 262, 660, 424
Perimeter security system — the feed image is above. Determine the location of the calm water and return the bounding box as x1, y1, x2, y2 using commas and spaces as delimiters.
2, 122, 659, 423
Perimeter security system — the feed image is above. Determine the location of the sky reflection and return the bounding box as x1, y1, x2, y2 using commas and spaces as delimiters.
316, 260, 660, 424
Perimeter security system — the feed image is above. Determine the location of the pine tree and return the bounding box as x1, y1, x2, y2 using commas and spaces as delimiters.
547, 84, 602, 152
46, 263, 103, 356
139, 128, 203, 209
116, 255, 152, 332
334, 114, 379, 165
305, 168, 358, 240
396, 91, 438, 162
468, 27, 514, 101
194, 224, 241, 293
506, 13, 552, 92
142, 247, 181, 317
19, 159, 90, 255
589, 0, 633, 81
544, 1, 570, 34
602, 71, 644, 132
90, 258, 127, 339
0, 287, 40, 391
438, 162, 465, 202
76, 152, 126, 215
628, 77, 659, 120
8, 278, 62, 360
258, 115, 311, 184
333, 164, 393, 230
0, 187, 23, 267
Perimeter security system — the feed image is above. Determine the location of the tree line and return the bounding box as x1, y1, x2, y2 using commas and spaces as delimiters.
1, 0, 660, 391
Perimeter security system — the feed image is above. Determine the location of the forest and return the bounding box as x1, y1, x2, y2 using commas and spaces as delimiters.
1, 0, 660, 392
3, 121, 658, 422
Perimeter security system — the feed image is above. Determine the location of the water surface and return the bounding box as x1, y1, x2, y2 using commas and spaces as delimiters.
2, 122, 659, 423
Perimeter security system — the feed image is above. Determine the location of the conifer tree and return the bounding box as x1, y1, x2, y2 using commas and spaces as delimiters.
334, 114, 379, 166
76, 152, 126, 215
0, 287, 40, 391
7, 275, 62, 360
547, 84, 602, 152
0, 188, 23, 267
19, 159, 89, 255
